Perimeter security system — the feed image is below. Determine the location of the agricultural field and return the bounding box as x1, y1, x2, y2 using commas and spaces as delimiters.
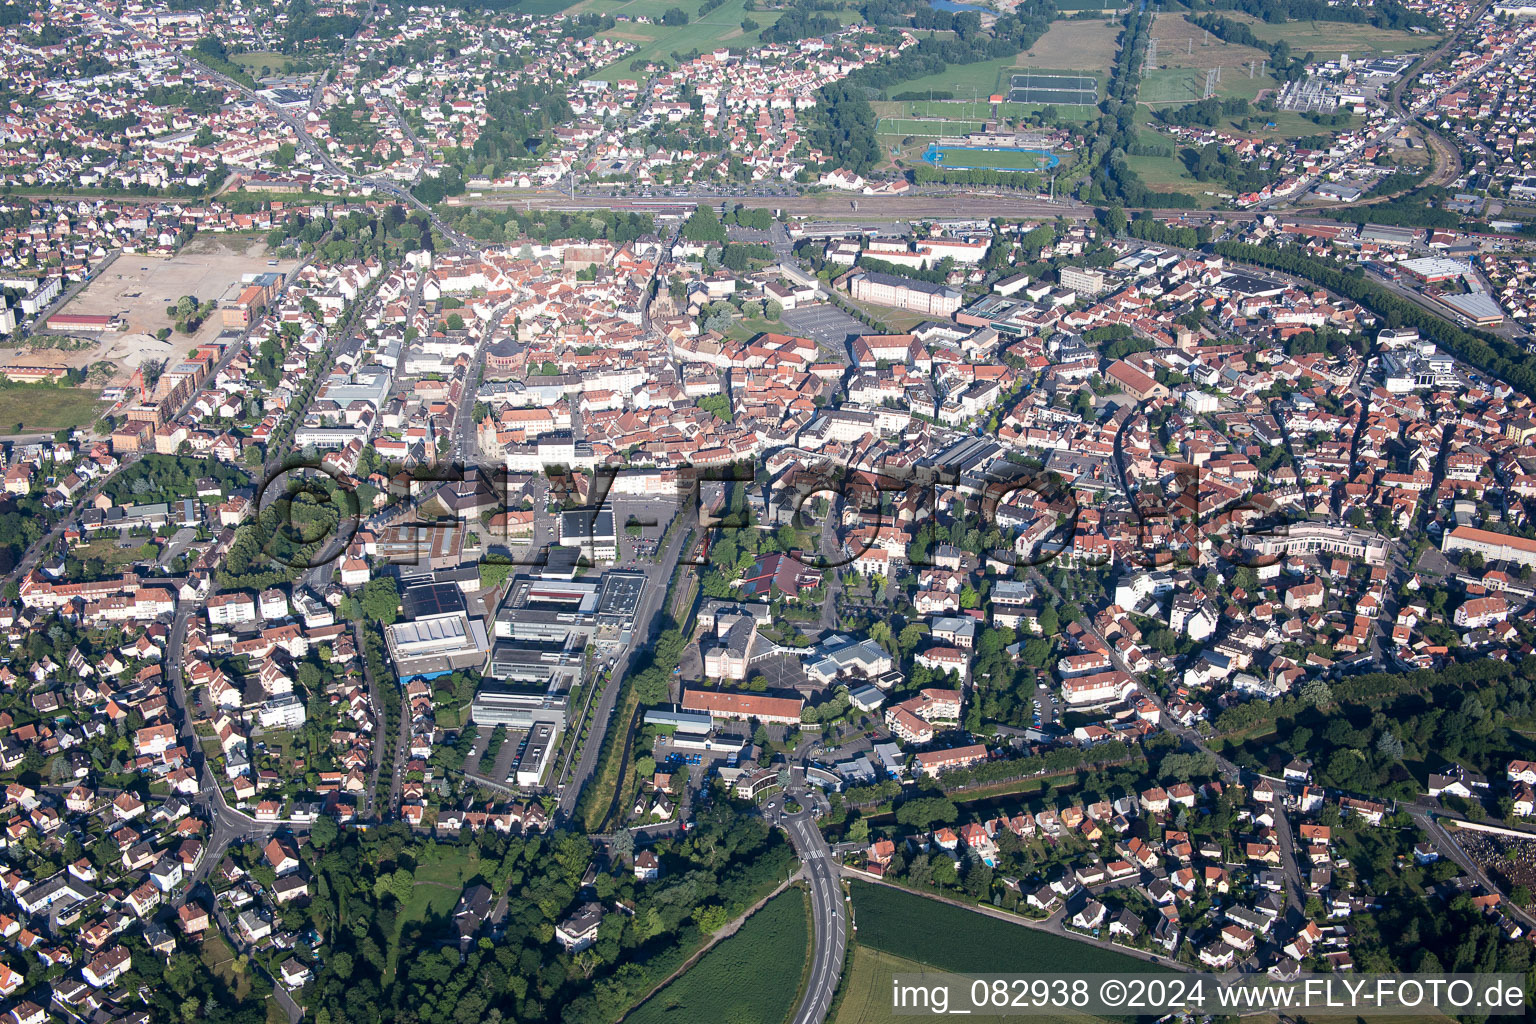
0, 386, 105, 436
1017, 17, 1122, 70
1223, 12, 1439, 59
849, 881, 1156, 974
835, 945, 1115, 1024
624, 888, 809, 1024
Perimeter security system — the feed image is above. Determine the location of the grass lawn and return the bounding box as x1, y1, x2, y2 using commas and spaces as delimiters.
849, 880, 1158, 974
387, 847, 484, 979
624, 888, 809, 1024
724, 316, 783, 342
878, 116, 989, 138
892, 58, 1101, 106
1225, 13, 1440, 58
1123, 132, 1202, 185
1241, 108, 1357, 141
201, 933, 252, 1001
0, 387, 104, 436
68, 539, 145, 568
229, 51, 301, 77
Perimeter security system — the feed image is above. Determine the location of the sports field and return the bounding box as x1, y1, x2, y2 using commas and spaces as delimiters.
878, 116, 988, 138
1008, 73, 1098, 105
923, 143, 1055, 172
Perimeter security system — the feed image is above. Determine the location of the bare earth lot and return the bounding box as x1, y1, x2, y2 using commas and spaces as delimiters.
11, 235, 297, 386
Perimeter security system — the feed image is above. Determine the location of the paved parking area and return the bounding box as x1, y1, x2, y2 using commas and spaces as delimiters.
780, 303, 870, 353
750, 651, 814, 695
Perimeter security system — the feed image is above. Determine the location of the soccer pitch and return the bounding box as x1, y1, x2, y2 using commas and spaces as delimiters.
1007, 73, 1098, 106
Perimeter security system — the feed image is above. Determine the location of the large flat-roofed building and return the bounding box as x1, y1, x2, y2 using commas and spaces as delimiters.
495, 577, 601, 645
1242, 522, 1390, 566
594, 571, 647, 643
1443, 525, 1536, 570
515, 723, 558, 787
643, 707, 715, 734
485, 641, 584, 689
682, 688, 804, 725
559, 506, 616, 562
384, 578, 490, 679
1398, 256, 1472, 283
470, 686, 568, 729
44, 312, 122, 332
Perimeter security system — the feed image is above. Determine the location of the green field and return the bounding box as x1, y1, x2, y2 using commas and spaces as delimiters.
876, 98, 1098, 124
0, 386, 104, 436
229, 51, 301, 78
877, 99, 1018, 120
850, 881, 1157, 974
835, 946, 1116, 1024
891, 59, 1102, 108
1139, 66, 1275, 106
877, 116, 988, 138
1230, 14, 1438, 58
587, 0, 818, 82
624, 888, 809, 1024
927, 146, 1052, 171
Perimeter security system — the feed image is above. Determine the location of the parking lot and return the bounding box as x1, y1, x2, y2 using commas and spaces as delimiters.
779, 303, 871, 357
749, 650, 816, 695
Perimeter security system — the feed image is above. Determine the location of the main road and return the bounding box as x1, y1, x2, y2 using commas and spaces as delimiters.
779, 796, 847, 1024
556, 514, 691, 818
